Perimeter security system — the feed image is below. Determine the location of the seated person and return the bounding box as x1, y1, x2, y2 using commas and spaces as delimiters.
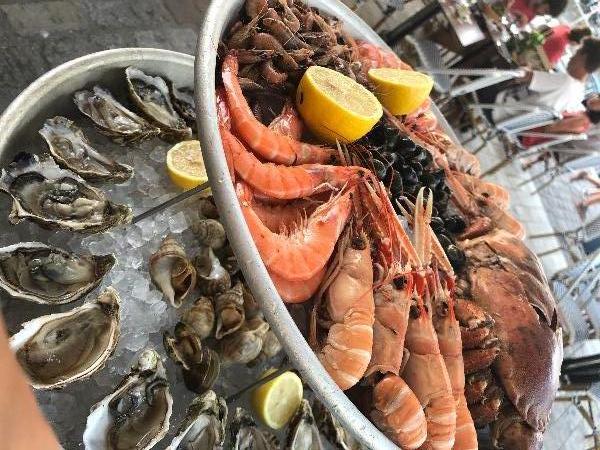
542, 25, 592, 66
485, 0, 568, 26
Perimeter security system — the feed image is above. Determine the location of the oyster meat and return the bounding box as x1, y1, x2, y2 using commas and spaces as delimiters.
231, 407, 279, 450
166, 390, 227, 450
0, 153, 132, 233
164, 322, 220, 394
0, 242, 115, 304
150, 235, 196, 308
170, 85, 197, 127
39, 116, 133, 182
83, 349, 172, 450
286, 399, 323, 450
10, 287, 121, 389
125, 67, 191, 139
74, 86, 160, 143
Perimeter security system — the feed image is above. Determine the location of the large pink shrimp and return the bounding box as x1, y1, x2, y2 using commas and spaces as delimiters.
268, 101, 304, 140
222, 53, 335, 165
235, 182, 352, 283
356, 40, 412, 72
221, 126, 363, 200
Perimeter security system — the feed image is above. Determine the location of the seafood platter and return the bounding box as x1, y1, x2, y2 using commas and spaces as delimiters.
194, 0, 564, 449
0, 47, 347, 450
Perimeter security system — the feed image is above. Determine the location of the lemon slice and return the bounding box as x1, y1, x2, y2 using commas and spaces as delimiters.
368, 68, 434, 115
296, 66, 383, 144
251, 369, 303, 429
166, 140, 208, 190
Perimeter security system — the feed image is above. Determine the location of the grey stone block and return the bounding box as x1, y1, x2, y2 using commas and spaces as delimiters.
1, 1, 86, 35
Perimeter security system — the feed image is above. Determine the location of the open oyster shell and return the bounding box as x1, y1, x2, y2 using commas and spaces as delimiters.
313, 399, 363, 450
170, 85, 197, 127
166, 390, 227, 450
83, 348, 172, 450
125, 67, 192, 139
231, 407, 279, 450
0, 242, 115, 305
286, 399, 323, 450
10, 287, 121, 390
0, 153, 132, 233
74, 86, 160, 144
39, 116, 133, 182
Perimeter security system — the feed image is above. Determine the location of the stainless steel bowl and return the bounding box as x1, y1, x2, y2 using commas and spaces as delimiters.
195, 2, 440, 448
0, 48, 194, 162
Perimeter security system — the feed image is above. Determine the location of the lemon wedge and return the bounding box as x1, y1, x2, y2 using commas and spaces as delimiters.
368, 68, 434, 115
251, 369, 303, 429
296, 66, 383, 144
166, 140, 209, 190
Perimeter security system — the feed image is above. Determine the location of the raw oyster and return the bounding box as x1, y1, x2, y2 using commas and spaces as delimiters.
313, 399, 363, 450
0, 153, 132, 233
39, 116, 133, 182
0, 242, 115, 304
286, 399, 323, 450
125, 67, 191, 139
166, 390, 227, 450
231, 407, 279, 450
150, 235, 196, 308
195, 246, 231, 296
74, 86, 160, 143
215, 281, 245, 339
192, 219, 226, 250
10, 287, 120, 390
170, 85, 197, 127
219, 316, 269, 365
83, 349, 172, 450
181, 296, 215, 339
164, 322, 220, 394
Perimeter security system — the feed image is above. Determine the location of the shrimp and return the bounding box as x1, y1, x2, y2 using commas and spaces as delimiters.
221, 125, 363, 200
268, 101, 304, 140
356, 40, 412, 72
316, 230, 374, 390
247, 197, 317, 233
431, 275, 477, 450
236, 181, 352, 282
372, 374, 428, 449
222, 53, 336, 165
270, 267, 326, 304
402, 189, 457, 450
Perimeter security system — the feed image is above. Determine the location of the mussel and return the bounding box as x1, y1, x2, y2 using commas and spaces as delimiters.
10, 287, 121, 390
0, 242, 114, 304
0, 153, 132, 233
83, 349, 172, 450
125, 67, 191, 139
74, 86, 160, 143
39, 116, 133, 182
164, 322, 220, 394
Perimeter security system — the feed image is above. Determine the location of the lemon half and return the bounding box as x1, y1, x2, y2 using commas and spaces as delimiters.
251, 369, 303, 429
166, 140, 209, 190
296, 66, 383, 144
368, 68, 434, 115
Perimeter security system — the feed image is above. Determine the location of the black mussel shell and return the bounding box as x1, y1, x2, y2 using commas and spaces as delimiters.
372, 159, 388, 180
430, 216, 445, 233
413, 146, 430, 163
395, 137, 416, 152
386, 169, 403, 196
437, 234, 453, 249
444, 215, 467, 234
402, 146, 421, 160
400, 165, 419, 185
381, 151, 398, 166
410, 161, 423, 174
421, 150, 433, 167
368, 120, 399, 148
435, 189, 450, 204
447, 244, 466, 270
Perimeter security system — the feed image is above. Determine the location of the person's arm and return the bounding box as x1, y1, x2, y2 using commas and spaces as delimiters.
528, 71, 571, 92
540, 113, 590, 134
0, 317, 61, 449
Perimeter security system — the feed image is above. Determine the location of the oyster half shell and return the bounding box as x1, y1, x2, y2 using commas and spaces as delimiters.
285, 399, 323, 450
166, 390, 227, 450
0, 242, 115, 304
170, 85, 197, 127
231, 407, 279, 450
83, 348, 172, 450
125, 67, 192, 139
0, 153, 132, 233
74, 86, 160, 144
313, 399, 363, 450
10, 287, 121, 390
39, 116, 133, 182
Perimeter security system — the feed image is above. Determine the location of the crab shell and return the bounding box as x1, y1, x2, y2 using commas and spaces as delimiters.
462, 231, 563, 432
83, 349, 172, 450
10, 287, 121, 390
0, 242, 115, 304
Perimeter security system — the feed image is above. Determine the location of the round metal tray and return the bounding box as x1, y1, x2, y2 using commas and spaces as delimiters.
195, 1, 454, 448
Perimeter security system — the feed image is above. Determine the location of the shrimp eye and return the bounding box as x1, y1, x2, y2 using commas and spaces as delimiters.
409, 304, 420, 319
393, 276, 407, 290
351, 235, 367, 250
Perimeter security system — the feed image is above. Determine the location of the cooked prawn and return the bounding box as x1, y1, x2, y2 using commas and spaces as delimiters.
268, 101, 304, 140
236, 181, 352, 282
222, 53, 335, 165
270, 267, 326, 304
221, 125, 363, 200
